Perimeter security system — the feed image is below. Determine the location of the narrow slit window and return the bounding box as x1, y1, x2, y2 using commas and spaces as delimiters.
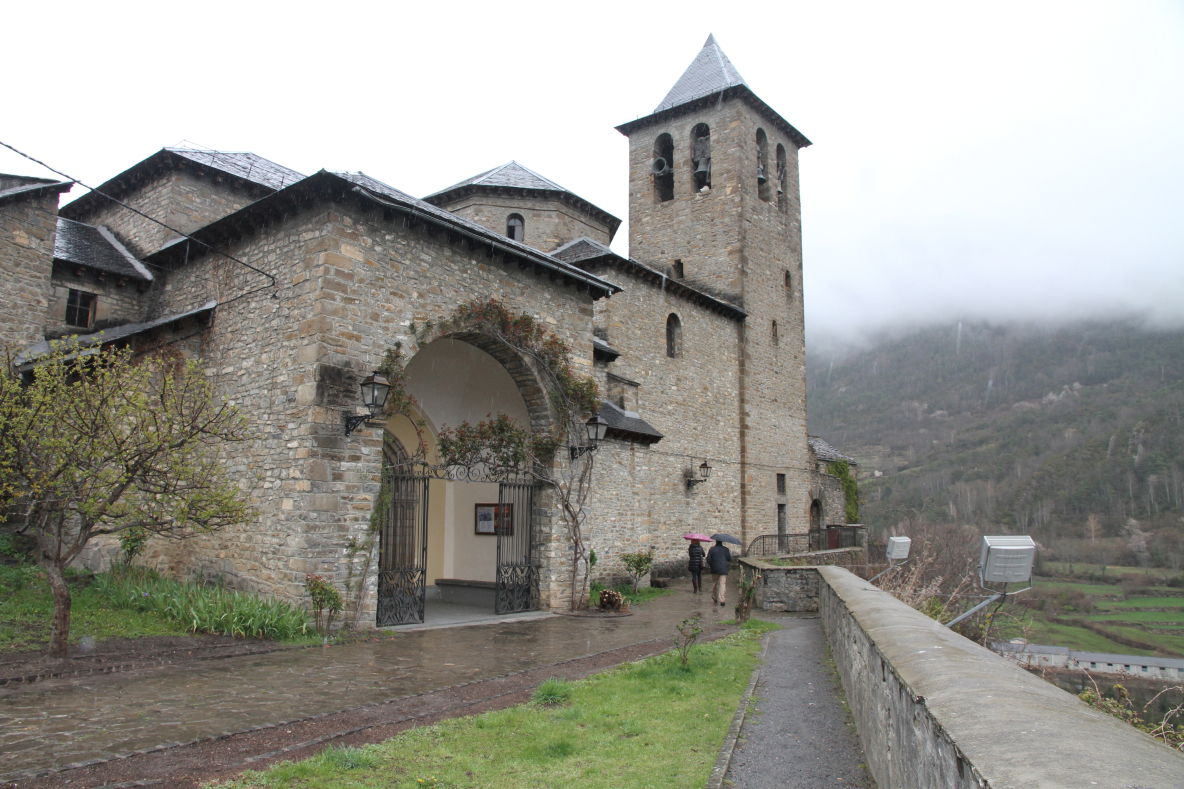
671, 259, 684, 278
771, 320, 779, 346
666, 313, 682, 358
776, 473, 786, 494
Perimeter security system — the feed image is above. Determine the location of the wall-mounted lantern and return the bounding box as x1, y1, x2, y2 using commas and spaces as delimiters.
686, 460, 712, 489
569, 414, 609, 459
344, 371, 391, 436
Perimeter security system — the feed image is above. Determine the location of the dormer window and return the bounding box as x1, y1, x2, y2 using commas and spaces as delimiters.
65, 289, 96, 329
506, 214, 525, 242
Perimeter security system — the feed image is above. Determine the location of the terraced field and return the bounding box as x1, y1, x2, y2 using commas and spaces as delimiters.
1004, 570, 1184, 657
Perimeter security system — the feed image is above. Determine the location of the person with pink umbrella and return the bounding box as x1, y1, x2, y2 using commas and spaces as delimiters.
683, 533, 711, 593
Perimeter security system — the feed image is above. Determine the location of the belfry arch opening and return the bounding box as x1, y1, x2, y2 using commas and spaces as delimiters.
653, 133, 674, 203
691, 123, 711, 191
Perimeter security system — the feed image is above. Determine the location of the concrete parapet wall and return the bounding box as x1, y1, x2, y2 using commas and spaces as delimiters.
749, 563, 1184, 787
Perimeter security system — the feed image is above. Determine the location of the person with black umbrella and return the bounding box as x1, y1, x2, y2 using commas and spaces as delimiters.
707, 533, 740, 607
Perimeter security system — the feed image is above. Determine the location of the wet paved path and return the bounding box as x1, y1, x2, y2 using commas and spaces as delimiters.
1, 591, 729, 783
723, 615, 875, 788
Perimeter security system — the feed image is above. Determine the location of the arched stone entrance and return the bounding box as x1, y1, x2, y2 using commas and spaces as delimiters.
374, 336, 552, 626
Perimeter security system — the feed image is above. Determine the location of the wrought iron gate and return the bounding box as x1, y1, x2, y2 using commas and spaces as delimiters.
496, 481, 538, 614
376, 468, 429, 626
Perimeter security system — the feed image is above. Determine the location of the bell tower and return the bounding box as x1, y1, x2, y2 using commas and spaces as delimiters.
616, 35, 816, 538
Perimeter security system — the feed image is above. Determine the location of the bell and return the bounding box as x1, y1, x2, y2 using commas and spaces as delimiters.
694, 160, 710, 176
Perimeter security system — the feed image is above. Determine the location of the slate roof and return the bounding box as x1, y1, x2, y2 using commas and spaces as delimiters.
16, 301, 216, 368
0, 177, 73, 205
166, 149, 304, 192
598, 399, 663, 444
809, 436, 857, 464
553, 237, 745, 321
54, 218, 153, 281
145, 169, 620, 300
430, 161, 570, 195
616, 35, 811, 149
61, 148, 303, 221
654, 34, 746, 113
592, 335, 620, 362
425, 162, 620, 239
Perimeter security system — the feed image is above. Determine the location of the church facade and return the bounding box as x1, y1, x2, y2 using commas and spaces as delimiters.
0, 37, 854, 623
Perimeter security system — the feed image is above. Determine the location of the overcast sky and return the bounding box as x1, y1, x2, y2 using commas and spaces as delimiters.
3, 1, 1181, 346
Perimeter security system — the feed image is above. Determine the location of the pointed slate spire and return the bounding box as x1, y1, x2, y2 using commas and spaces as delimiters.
654, 34, 747, 113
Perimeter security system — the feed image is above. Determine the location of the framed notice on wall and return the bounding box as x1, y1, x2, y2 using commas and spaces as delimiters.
474, 503, 513, 536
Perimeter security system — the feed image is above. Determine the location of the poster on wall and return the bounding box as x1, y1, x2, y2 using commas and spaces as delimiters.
474, 503, 513, 536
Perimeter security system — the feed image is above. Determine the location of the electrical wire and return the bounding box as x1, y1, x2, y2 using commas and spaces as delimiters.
0, 140, 277, 299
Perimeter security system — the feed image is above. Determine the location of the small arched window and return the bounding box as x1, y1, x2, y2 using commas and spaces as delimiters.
775, 144, 788, 212
691, 123, 711, 191
756, 129, 771, 202
653, 133, 674, 203
666, 313, 682, 358
506, 213, 525, 242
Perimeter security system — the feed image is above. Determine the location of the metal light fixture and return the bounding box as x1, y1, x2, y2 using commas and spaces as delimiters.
344, 371, 391, 436
569, 414, 609, 459
946, 535, 1036, 627
686, 460, 712, 489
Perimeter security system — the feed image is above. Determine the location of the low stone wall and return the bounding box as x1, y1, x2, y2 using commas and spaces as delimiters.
744, 561, 1184, 788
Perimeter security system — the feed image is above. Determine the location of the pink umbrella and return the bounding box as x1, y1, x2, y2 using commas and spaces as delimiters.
683, 533, 713, 542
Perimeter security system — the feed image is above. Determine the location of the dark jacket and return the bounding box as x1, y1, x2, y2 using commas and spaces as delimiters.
687, 542, 706, 572
707, 543, 731, 575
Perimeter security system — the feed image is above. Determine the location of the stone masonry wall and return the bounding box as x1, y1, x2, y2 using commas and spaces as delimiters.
0, 192, 56, 352
622, 98, 811, 544
442, 193, 613, 253
811, 466, 849, 527
67, 168, 263, 259
817, 566, 1184, 788
590, 264, 743, 581
45, 270, 147, 338
144, 192, 598, 620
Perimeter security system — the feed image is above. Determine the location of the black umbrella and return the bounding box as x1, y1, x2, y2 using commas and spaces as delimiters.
711, 533, 742, 546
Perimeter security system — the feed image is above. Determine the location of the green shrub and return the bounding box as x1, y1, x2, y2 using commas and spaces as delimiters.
95, 568, 310, 640
620, 549, 655, 592
304, 573, 344, 634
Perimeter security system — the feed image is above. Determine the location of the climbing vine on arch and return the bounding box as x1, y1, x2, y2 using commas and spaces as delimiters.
419, 298, 602, 610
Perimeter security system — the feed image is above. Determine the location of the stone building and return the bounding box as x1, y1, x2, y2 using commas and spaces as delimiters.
0, 36, 855, 624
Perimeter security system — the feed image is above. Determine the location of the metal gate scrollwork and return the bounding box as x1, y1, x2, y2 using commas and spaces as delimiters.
496, 481, 539, 614
376, 467, 429, 626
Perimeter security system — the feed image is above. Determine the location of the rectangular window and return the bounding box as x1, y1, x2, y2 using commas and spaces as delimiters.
65, 289, 96, 329
776, 473, 786, 495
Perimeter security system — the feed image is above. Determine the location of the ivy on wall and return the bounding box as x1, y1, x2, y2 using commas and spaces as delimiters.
827, 460, 861, 523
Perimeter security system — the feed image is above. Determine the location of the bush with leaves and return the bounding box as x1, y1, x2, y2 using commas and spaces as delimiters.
0, 343, 250, 656
620, 549, 655, 592
305, 573, 344, 634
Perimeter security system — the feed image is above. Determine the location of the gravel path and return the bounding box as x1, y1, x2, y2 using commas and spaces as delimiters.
724, 615, 875, 788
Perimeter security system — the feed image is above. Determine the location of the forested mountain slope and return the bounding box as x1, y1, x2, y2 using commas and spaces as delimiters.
807, 321, 1184, 563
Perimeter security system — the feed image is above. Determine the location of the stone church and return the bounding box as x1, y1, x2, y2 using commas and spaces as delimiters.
0, 36, 854, 624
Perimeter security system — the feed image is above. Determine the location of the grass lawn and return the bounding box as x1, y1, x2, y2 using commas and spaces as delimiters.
210, 619, 778, 789
0, 564, 188, 653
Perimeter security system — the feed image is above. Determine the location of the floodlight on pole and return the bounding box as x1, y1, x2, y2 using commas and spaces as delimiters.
945, 535, 1036, 628
869, 536, 911, 583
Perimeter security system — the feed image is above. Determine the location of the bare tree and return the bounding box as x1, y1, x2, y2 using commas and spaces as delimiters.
0, 344, 250, 657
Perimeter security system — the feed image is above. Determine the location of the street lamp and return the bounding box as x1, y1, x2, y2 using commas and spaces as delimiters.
344, 371, 391, 436
569, 414, 609, 459
686, 460, 712, 489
